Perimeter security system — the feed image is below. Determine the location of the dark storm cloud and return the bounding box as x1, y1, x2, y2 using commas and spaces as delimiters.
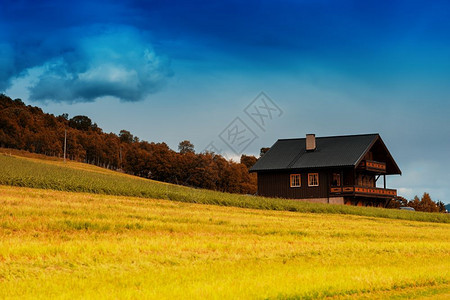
27, 26, 172, 103
0, 1, 172, 102
1, 0, 450, 102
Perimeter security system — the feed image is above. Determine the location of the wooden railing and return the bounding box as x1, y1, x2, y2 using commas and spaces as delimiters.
359, 160, 386, 173
330, 186, 396, 197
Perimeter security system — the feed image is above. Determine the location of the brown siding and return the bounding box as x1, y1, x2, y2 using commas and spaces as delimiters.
257, 171, 329, 199
343, 169, 354, 185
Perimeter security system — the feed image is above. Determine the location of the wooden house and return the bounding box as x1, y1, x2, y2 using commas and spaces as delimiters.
249, 134, 401, 207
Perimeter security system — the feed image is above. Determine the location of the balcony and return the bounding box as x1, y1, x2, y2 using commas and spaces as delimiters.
330, 186, 396, 198
359, 160, 386, 173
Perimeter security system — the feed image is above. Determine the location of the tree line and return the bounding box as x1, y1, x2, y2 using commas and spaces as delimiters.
0, 94, 257, 194
388, 193, 447, 213
1, 94, 445, 211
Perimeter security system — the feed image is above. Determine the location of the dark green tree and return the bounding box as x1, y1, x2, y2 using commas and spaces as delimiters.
437, 201, 446, 213
178, 140, 194, 154
69, 115, 93, 131
119, 130, 134, 144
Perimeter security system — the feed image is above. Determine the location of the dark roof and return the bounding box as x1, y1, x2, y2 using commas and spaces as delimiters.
250, 133, 401, 174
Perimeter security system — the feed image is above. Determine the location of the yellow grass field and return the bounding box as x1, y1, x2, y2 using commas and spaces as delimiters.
1, 185, 449, 299
1, 153, 448, 224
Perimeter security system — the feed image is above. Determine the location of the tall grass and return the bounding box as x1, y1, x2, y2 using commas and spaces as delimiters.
1, 154, 448, 223
0, 186, 449, 299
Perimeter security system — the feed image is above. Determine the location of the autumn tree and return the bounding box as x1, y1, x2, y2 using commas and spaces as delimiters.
260, 147, 270, 157
240, 154, 257, 169
0, 93, 258, 195
386, 196, 408, 209
408, 193, 439, 212
418, 193, 439, 212
408, 195, 421, 211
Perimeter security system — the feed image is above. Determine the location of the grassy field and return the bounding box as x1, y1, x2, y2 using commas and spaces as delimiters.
1, 185, 449, 299
0, 152, 449, 298
0, 153, 449, 223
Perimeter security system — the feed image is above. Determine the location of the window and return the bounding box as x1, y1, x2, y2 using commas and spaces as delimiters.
308, 173, 319, 187
357, 174, 374, 187
332, 173, 341, 186
290, 174, 301, 187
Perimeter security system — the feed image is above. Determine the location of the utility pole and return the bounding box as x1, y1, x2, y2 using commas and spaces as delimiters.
64, 129, 67, 163
119, 146, 122, 169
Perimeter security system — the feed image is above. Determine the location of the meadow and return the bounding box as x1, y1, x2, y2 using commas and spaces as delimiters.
0, 152, 449, 298
0, 153, 448, 223
1, 185, 449, 299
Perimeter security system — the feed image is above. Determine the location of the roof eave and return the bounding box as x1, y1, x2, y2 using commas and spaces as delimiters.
250, 165, 356, 173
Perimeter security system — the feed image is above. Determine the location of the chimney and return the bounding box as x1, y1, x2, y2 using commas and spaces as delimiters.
306, 134, 316, 151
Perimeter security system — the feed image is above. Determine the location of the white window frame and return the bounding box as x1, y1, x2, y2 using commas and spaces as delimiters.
308, 173, 319, 187
290, 174, 301, 187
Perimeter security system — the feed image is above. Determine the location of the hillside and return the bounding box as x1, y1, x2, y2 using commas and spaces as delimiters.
0, 94, 257, 194
1, 152, 450, 298
1, 185, 449, 298
0, 152, 449, 223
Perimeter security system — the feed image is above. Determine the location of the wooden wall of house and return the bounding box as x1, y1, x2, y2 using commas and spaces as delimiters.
363, 138, 400, 174
343, 169, 354, 186
355, 172, 375, 187
257, 171, 329, 199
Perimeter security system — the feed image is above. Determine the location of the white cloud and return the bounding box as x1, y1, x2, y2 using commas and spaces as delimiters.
25, 26, 172, 103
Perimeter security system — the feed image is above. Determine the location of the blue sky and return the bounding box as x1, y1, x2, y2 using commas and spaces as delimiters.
1, 0, 450, 202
